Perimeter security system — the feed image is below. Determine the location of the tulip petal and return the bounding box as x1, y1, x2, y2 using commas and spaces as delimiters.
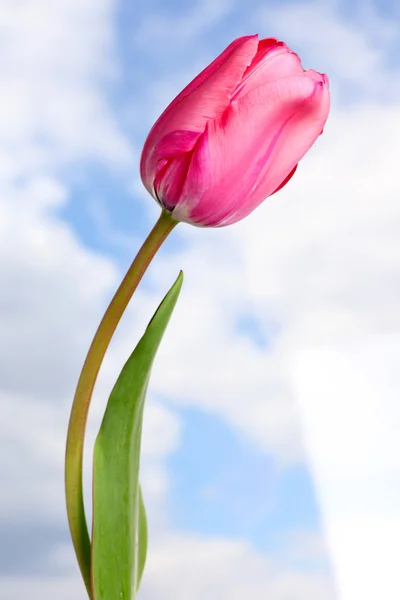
271, 164, 298, 195
178, 72, 329, 226
225, 76, 330, 225
142, 129, 201, 198
141, 36, 259, 188
154, 129, 202, 159
232, 41, 305, 101
154, 152, 192, 211
169, 133, 210, 224
167, 35, 258, 113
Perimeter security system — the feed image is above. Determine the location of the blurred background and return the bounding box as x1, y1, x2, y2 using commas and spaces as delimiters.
1, 0, 399, 598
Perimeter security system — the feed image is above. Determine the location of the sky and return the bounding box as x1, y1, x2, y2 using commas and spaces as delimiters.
1, 0, 400, 599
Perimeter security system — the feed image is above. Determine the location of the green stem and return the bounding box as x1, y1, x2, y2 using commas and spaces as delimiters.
65, 209, 178, 598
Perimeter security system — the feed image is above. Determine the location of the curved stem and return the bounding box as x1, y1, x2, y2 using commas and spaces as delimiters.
65, 209, 178, 597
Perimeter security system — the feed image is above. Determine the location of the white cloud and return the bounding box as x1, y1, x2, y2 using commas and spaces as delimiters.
279, 528, 331, 564
0, 577, 85, 600
140, 533, 335, 600
0, 0, 133, 176
0, 531, 335, 600
0, 177, 118, 401
291, 336, 400, 599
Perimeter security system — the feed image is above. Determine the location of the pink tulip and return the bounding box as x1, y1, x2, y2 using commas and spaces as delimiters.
140, 34, 330, 227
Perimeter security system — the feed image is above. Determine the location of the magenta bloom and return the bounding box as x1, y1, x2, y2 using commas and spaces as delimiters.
140, 35, 330, 227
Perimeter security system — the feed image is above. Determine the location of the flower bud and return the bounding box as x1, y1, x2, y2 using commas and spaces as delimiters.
140, 34, 330, 227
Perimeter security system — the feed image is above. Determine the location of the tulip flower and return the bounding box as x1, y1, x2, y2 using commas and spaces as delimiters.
140, 34, 330, 227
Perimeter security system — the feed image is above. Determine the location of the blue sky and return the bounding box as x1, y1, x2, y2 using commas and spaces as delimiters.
168, 408, 319, 537
1, 0, 400, 599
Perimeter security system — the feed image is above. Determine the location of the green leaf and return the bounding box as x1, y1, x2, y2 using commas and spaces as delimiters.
137, 485, 148, 586
91, 272, 183, 600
